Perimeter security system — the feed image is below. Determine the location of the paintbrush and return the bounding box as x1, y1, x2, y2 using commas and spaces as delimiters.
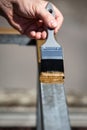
40, 2, 64, 83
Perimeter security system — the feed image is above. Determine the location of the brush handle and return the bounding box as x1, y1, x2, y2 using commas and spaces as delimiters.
46, 2, 55, 16
44, 2, 60, 47
46, 2, 55, 41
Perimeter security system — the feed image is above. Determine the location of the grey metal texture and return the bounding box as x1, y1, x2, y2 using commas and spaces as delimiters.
37, 81, 42, 130
37, 98, 42, 130
40, 83, 71, 130
0, 34, 35, 45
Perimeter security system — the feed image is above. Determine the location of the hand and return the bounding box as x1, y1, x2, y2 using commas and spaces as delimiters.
0, 0, 64, 39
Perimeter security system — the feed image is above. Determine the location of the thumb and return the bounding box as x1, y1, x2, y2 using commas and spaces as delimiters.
37, 6, 57, 28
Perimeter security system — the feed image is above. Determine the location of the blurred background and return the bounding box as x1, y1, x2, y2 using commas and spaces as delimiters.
0, 0, 87, 129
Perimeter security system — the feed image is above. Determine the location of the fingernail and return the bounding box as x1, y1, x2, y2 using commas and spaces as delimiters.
50, 20, 57, 27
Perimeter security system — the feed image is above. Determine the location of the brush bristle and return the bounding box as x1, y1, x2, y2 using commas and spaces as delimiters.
41, 59, 64, 72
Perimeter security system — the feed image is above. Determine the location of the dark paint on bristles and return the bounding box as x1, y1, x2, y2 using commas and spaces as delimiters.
41, 59, 64, 72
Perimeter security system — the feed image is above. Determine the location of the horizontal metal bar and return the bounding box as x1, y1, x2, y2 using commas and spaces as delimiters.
0, 34, 36, 45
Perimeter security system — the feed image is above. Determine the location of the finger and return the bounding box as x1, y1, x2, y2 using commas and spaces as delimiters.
6, 14, 23, 33
54, 14, 64, 34
37, 27, 47, 39
35, 32, 41, 39
36, 4, 57, 29
27, 30, 42, 39
41, 31, 47, 39
29, 31, 36, 38
53, 5, 64, 33
29, 29, 47, 40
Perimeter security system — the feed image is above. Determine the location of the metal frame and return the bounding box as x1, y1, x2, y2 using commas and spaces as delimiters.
0, 34, 87, 127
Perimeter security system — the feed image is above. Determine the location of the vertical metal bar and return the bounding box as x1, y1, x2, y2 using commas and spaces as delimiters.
40, 83, 71, 130
37, 86, 42, 130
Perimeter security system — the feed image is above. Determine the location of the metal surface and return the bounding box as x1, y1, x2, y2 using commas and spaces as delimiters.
37, 82, 42, 130
40, 83, 71, 130
0, 34, 35, 45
